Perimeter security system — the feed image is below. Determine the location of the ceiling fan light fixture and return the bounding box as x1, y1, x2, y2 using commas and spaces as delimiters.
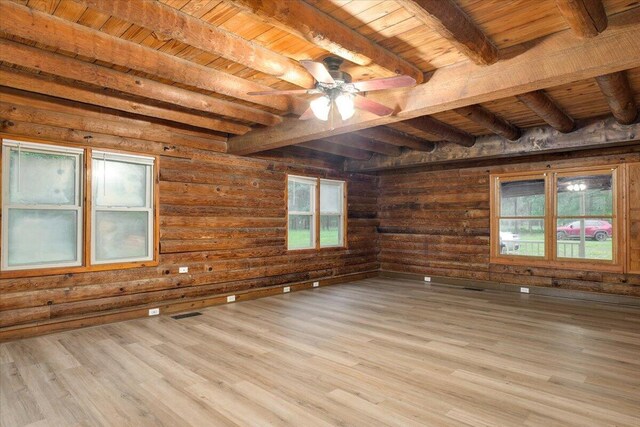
335, 93, 355, 120
310, 95, 331, 121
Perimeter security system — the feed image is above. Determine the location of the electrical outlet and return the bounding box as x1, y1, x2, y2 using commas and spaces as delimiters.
313, 281, 320, 287
179, 266, 189, 274
283, 286, 290, 293
148, 308, 160, 316
424, 276, 431, 282
520, 287, 530, 294
227, 295, 236, 303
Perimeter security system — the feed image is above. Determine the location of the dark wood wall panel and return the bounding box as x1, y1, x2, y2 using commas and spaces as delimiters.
0, 116, 379, 332
377, 150, 640, 296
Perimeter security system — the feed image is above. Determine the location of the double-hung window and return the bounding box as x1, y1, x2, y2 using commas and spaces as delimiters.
1, 139, 157, 275
2, 141, 83, 270
287, 175, 346, 250
92, 151, 155, 264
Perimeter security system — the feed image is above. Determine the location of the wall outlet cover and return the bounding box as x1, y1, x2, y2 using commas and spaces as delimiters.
227, 295, 236, 303
424, 276, 431, 282
283, 286, 291, 293
179, 266, 189, 273
313, 281, 320, 287
520, 287, 530, 294
148, 308, 160, 316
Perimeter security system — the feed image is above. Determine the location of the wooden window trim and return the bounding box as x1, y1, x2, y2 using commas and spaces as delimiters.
490, 164, 625, 273
286, 174, 348, 252
0, 136, 160, 279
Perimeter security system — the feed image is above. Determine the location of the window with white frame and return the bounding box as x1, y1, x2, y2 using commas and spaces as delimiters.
320, 179, 344, 247
287, 175, 316, 250
1, 139, 156, 274
2, 141, 84, 270
287, 175, 346, 250
92, 151, 155, 264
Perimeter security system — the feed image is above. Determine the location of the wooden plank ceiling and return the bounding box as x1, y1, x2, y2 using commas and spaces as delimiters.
0, 0, 639, 167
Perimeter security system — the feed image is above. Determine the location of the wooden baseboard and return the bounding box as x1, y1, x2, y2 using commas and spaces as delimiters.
380, 270, 640, 307
0, 270, 378, 342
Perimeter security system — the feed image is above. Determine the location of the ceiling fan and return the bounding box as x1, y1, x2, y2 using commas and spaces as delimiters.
247, 56, 416, 121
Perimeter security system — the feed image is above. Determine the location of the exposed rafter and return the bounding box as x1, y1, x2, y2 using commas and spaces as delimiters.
322, 134, 402, 157
0, 89, 228, 151
356, 128, 436, 152
556, 0, 608, 38
0, 1, 305, 114
0, 39, 282, 127
298, 141, 372, 160
595, 72, 638, 125
229, 0, 424, 83
454, 105, 521, 140
402, 116, 476, 147
516, 91, 575, 133
0, 66, 249, 135
345, 117, 640, 171
227, 9, 640, 155
396, 0, 498, 65
78, 0, 315, 89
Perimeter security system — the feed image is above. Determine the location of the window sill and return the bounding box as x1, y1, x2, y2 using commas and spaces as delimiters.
286, 246, 348, 254
490, 256, 624, 273
0, 259, 159, 279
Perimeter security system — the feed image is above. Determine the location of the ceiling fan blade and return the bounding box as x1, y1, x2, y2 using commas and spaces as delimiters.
298, 106, 316, 120
300, 60, 335, 85
351, 75, 416, 92
247, 89, 319, 95
354, 95, 394, 116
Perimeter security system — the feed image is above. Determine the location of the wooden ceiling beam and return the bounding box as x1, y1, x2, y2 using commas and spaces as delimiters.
396, 0, 498, 65
0, 1, 306, 114
227, 8, 640, 154
345, 117, 640, 171
78, 0, 315, 89
0, 39, 281, 127
516, 91, 575, 133
454, 105, 521, 140
322, 134, 402, 157
556, 0, 608, 38
595, 72, 638, 125
0, 91, 228, 152
356, 128, 436, 152
401, 116, 476, 147
297, 141, 372, 160
229, 0, 423, 83
0, 66, 249, 135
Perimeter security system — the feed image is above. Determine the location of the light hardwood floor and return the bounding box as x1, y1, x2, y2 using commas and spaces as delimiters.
2, 278, 640, 427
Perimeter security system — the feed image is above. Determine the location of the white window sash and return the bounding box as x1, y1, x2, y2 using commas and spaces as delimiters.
91, 154, 155, 264
1, 141, 83, 270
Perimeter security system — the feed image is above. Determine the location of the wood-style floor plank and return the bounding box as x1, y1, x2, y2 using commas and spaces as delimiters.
2, 278, 640, 427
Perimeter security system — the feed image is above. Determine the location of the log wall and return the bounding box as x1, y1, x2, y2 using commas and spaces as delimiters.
377, 149, 640, 296
0, 99, 379, 338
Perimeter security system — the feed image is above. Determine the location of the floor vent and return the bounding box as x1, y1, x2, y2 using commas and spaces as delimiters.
171, 312, 203, 320
463, 287, 485, 292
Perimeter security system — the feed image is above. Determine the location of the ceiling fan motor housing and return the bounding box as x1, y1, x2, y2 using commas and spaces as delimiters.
323, 56, 352, 84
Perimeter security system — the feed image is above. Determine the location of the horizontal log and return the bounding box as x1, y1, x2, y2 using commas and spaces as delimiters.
0, 39, 281, 127
0, 66, 248, 135
80, 0, 315, 88
227, 8, 640, 153
556, 0, 608, 38
396, 0, 498, 65
516, 90, 575, 133
595, 72, 638, 125
0, 1, 305, 113
345, 117, 640, 171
